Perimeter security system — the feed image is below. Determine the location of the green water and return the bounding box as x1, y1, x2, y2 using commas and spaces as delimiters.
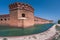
0, 23, 54, 36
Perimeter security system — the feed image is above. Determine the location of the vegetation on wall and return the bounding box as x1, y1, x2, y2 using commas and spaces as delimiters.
58, 20, 60, 24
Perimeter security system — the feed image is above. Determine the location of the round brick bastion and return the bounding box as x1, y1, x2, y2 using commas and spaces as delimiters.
0, 24, 56, 40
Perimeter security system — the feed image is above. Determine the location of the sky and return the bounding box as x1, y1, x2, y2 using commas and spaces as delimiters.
0, 0, 60, 23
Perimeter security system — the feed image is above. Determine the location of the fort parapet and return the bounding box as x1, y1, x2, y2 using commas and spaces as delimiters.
9, 2, 34, 13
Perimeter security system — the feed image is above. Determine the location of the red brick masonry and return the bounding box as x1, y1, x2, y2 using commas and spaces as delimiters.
0, 2, 53, 28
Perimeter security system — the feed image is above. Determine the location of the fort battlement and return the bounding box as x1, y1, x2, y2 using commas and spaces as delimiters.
9, 2, 34, 13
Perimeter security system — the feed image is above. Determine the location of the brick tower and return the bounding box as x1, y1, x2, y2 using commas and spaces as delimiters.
9, 2, 34, 28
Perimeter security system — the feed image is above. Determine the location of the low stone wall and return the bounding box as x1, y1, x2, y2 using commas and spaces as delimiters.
56, 24, 60, 26
0, 25, 56, 40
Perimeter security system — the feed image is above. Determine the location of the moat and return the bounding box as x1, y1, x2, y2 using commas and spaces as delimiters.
0, 23, 54, 36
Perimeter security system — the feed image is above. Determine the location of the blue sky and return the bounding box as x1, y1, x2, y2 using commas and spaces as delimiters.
0, 0, 60, 22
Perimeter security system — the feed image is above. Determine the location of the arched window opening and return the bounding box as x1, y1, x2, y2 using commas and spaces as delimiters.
22, 14, 25, 17
4, 18, 7, 21
1, 19, 3, 21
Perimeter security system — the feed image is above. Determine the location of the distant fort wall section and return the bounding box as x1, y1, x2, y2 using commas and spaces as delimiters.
0, 14, 10, 25
34, 16, 53, 24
